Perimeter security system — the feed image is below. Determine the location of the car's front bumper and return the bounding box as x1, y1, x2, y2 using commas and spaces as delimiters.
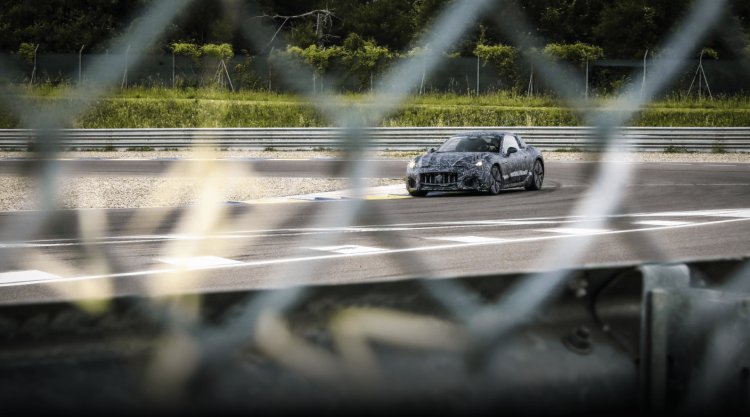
406, 167, 491, 193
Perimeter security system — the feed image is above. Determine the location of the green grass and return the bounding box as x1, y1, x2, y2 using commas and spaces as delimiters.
663, 145, 693, 153
2, 87, 750, 129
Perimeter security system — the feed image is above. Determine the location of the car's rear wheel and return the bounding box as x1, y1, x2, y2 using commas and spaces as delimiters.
488, 164, 503, 195
525, 160, 544, 190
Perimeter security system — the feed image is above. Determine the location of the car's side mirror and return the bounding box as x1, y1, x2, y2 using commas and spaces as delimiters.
429, 148, 436, 153
506, 147, 518, 156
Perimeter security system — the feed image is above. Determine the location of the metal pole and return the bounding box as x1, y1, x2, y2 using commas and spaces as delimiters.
528, 63, 534, 96
698, 51, 703, 100
585, 58, 589, 100
30, 44, 39, 85
172, 52, 175, 88
641, 50, 648, 99
78, 44, 85, 85
476, 56, 480, 96
121, 45, 130, 89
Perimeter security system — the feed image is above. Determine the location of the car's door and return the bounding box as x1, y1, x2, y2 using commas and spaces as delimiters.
501, 134, 526, 184
514, 134, 533, 183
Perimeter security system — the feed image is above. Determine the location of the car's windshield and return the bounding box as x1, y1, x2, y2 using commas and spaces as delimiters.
437, 135, 500, 153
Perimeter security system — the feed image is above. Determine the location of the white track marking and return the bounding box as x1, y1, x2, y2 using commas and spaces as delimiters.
429, 236, 508, 243
1, 215, 747, 289
483, 220, 560, 225
537, 227, 610, 235
634, 220, 692, 227
309, 245, 386, 254
717, 210, 750, 218
0, 270, 61, 285
631, 209, 750, 218
3, 208, 750, 249
158, 256, 243, 269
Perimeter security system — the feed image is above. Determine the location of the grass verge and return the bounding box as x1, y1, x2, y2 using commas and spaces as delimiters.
1, 87, 750, 128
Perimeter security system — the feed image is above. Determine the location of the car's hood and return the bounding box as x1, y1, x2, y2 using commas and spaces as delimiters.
418, 152, 491, 168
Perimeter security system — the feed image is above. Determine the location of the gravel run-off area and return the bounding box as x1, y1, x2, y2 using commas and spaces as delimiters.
0, 150, 747, 210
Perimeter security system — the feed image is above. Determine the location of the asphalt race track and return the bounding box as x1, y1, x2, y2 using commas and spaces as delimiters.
0, 159, 748, 304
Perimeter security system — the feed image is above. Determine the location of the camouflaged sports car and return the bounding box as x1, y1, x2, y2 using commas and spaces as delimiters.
405, 131, 544, 196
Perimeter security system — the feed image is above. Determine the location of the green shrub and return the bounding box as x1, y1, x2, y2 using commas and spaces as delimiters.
543, 42, 604, 65
18, 42, 37, 63
664, 145, 691, 153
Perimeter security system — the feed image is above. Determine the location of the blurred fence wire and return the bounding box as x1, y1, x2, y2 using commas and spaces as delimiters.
0, 0, 748, 413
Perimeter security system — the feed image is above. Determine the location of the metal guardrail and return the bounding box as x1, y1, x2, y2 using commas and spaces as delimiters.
1, 127, 748, 152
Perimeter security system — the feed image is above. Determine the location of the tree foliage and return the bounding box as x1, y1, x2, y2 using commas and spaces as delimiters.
285, 44, 342, 74
340, 33, 393, 84
474, 43, 518, 89
0, 0, 143, 53
474, 44, 517, 69
0, 0, 748, 61
18, 42, 37, 63
171, 42, 201, 62
593, 1, 658, 58
201, 43, 234, 60
543, 42, 604, 65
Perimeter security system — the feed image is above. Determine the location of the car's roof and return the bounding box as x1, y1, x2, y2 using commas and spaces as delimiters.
450, 130, 514, 137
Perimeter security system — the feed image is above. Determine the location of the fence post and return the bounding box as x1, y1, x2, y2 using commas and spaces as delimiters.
30, 44, 39, 85
585, 58, 589, 100
78, 44, 85, 86
640, 49, 648, 100
476, 56, 480, 96
121, 45, 130, 89
527, 62, 534, 96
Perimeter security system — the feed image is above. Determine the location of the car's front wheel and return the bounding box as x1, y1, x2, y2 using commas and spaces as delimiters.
409, 189, 428, 197
525, 160, 544, 191
488, 164, 503, 195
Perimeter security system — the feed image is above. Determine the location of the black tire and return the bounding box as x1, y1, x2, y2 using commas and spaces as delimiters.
525, 160, 544, 191
488, 164, 503, 195
409, 189, 428, 197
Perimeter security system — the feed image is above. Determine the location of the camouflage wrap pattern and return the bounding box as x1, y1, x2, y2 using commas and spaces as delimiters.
406, 131, 544, 194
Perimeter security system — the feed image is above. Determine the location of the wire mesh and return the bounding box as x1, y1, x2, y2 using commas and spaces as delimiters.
0, 0, 748, 413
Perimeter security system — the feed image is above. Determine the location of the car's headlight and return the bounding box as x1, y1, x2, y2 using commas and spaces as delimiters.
408, 159, 417, 169
475, 160, 483, 167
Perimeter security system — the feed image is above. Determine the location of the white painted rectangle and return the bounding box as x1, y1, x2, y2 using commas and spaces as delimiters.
309, 245, 386, 254
429, 236, 508, 244
159, 256, 243, 269
538, 228, 609, 235
634, 220, 691, 227
0, 270, 61, 285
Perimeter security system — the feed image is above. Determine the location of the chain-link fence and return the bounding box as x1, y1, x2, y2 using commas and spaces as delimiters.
4, 53, 750, 96
0, 0, 749, 414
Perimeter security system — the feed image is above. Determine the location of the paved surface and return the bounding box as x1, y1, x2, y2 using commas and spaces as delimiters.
0, 160, 748, 304
0, 158, 407, 178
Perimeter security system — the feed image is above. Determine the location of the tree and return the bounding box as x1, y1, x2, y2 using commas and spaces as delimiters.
593, 0, 658, 58
328, 0, 418, 51
285, 43, 343, 91
0, 0, 144, 53
543, 42, 604, 65
201, 43, 234, 90
340, 33, 393, 90
171, 42, 202, 63
517, 0, 604, 44
200, 43, 234, 61
18, 42, 37, 63
474, 43, 519, 90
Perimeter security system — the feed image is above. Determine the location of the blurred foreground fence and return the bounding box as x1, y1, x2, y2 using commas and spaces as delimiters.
1, 258, 748, 414
1, 126, 749, 152
2, 0, 750, 414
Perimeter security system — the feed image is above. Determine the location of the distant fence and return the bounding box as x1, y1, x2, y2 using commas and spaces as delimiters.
1, 127, 748, 152
2, 53, 749, 95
